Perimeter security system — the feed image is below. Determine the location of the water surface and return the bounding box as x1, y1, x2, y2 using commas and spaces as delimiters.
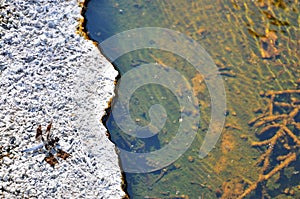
84, 1, 299, 198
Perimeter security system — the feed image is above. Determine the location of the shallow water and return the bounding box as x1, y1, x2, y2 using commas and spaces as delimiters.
84, 1, 299, 198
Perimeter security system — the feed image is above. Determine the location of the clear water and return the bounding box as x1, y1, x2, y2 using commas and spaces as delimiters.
84, 1, 300, 198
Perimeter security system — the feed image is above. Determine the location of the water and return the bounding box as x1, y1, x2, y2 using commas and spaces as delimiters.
83, 0, 299, 198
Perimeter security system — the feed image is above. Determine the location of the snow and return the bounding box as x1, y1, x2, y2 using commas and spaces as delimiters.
0, 0, 125, 198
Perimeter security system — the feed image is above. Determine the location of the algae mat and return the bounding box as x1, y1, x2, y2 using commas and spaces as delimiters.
84, 0, 299, 198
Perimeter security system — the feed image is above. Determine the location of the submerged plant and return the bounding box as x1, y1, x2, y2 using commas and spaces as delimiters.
239, 89, 300, 198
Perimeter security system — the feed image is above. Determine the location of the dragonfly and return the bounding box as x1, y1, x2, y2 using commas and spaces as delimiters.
21, 123, 70, 167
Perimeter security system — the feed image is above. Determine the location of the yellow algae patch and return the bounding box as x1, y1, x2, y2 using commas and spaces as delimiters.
213, 132, 236, 174
191, 73, 206, 96
221, 132, 235, 154
259, 29, 280, 59
213, 156, 227, 175
76, 17, 90, 40
221, 178, 245, 199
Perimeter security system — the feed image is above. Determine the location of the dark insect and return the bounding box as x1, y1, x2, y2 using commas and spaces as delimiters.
22, 123, 71, 167
44, 153, 59, 167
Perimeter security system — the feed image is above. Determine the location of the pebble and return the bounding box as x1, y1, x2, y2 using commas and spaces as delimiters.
187, 156, 194, 162
240, 134, 248, 140
259, 91, 265, 97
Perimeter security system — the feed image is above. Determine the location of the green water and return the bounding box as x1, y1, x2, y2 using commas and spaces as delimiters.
84, 1, 299, 198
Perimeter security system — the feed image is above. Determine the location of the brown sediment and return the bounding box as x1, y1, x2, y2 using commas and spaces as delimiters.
237, 89, 300, 198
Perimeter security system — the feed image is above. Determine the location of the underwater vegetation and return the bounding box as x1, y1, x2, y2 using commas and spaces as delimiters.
83, 0, 300, 197
239, 87, 300, 198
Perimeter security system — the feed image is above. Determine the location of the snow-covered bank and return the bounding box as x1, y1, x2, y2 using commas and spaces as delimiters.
0, 0, 125, 198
